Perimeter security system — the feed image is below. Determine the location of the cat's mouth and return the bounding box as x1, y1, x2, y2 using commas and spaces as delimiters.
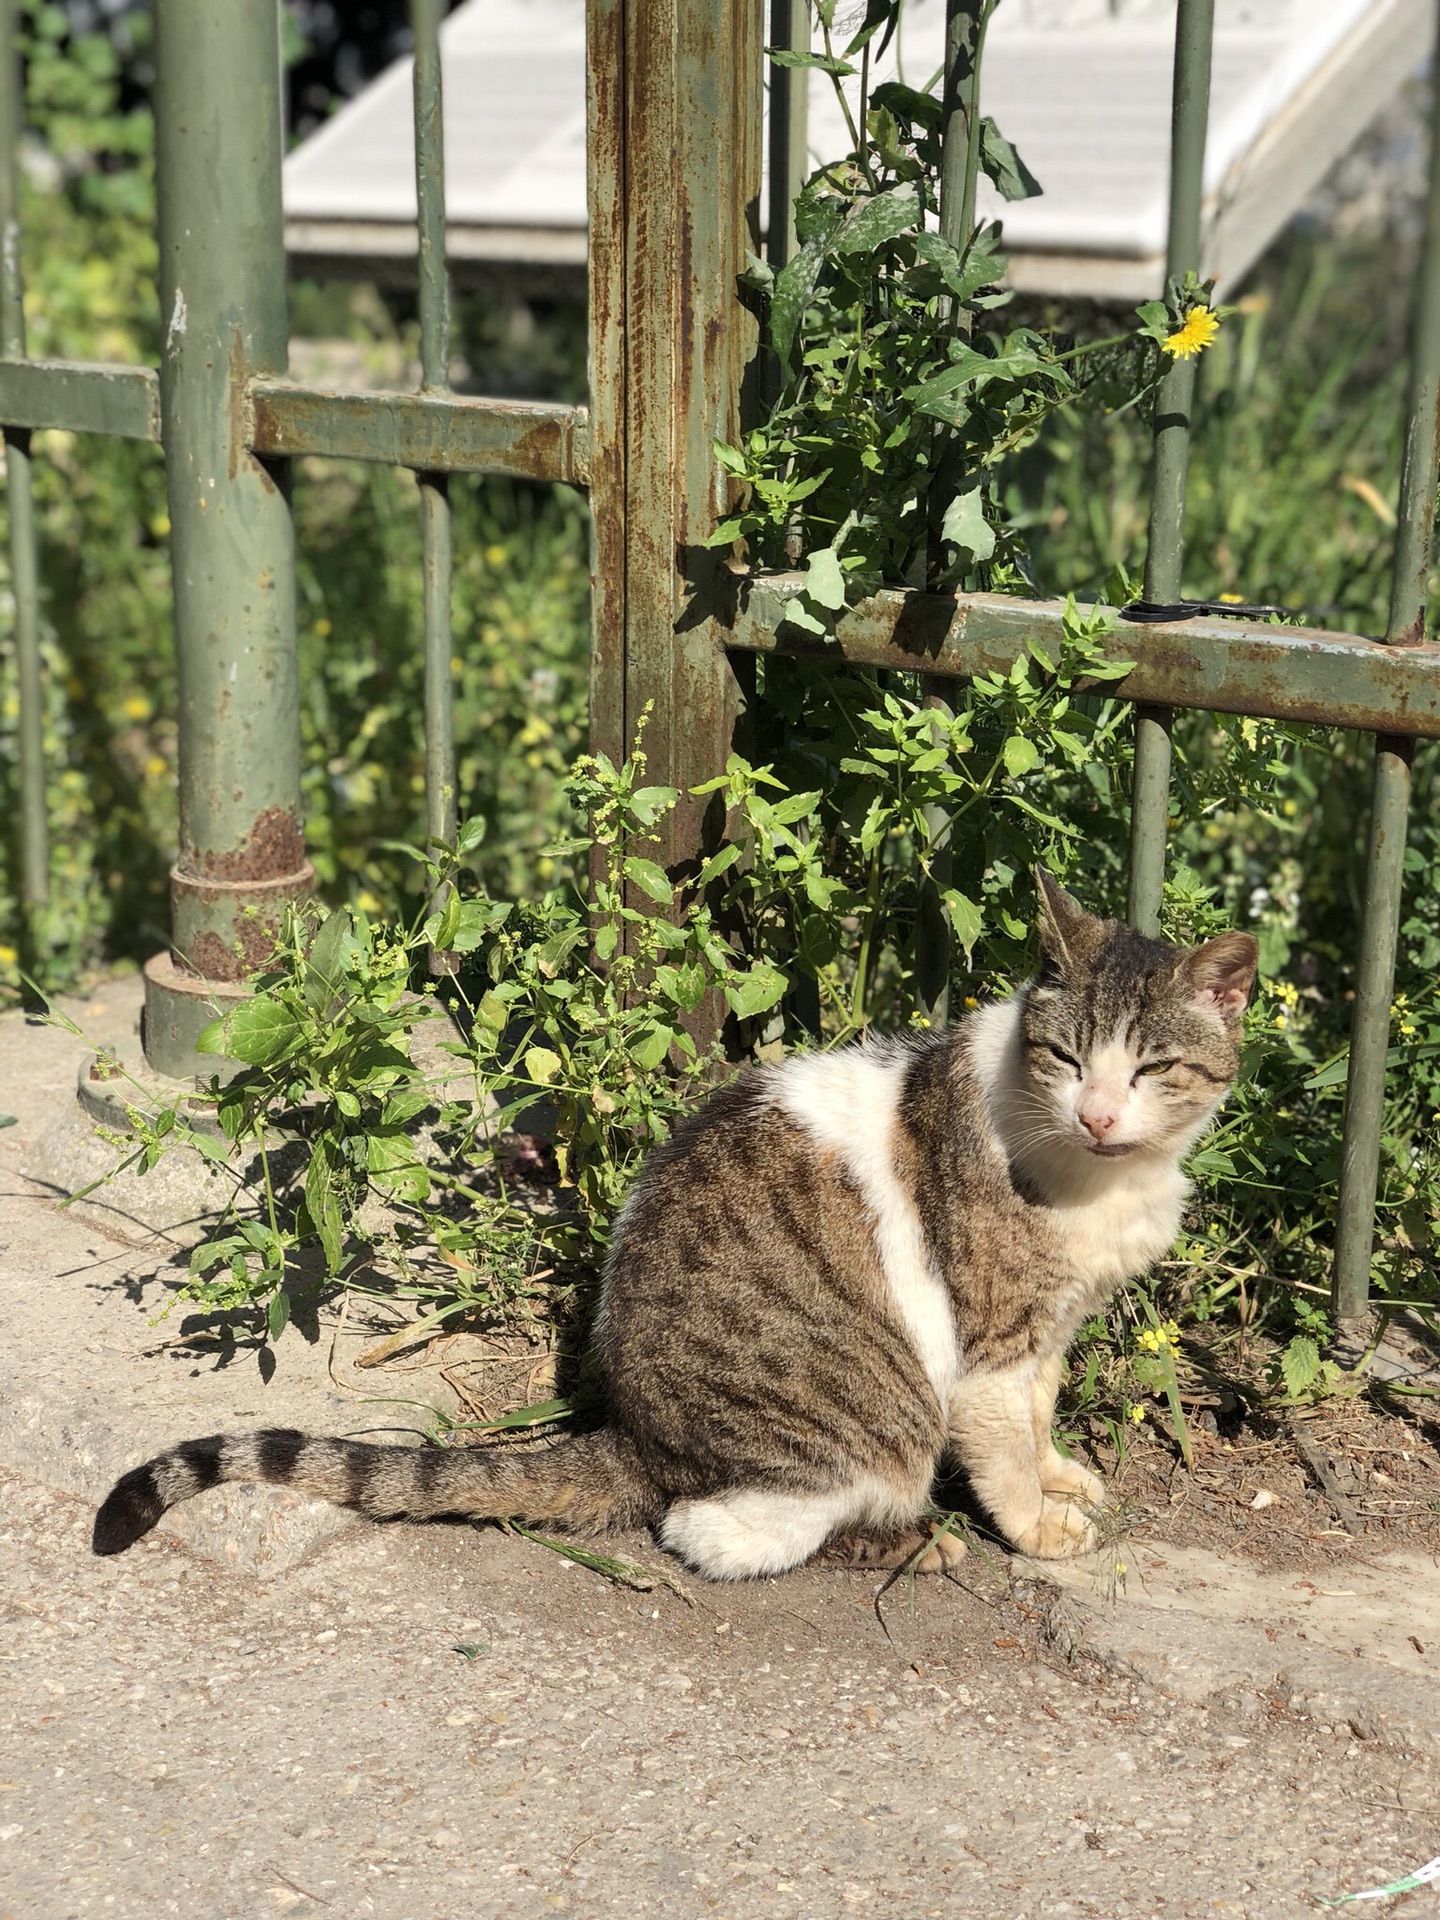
1086, 1139, 1136, 1157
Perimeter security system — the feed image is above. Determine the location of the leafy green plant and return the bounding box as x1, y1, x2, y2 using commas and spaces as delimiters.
708, 1, 1173, 627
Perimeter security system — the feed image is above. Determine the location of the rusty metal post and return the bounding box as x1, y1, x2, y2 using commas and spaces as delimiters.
144, 0, 310, 1076
1128, 0, 1214, 936
916, 0, 991, 1025
0, 0, 47, 965
413, 0, 458, 973
1331, 42, 1440, 1324
588, 0, 762, 885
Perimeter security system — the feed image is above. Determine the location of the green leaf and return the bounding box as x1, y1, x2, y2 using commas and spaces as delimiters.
765, 46, 855, 75
780, 599, 828, 636
304, 905, 365, 1013
455, 815, 487, 855
524, 1046, 563, 1086
978, 116, 1043, 201
365, 1127, 431, 1203
449, 897, 511, 952
843, 0, 900, 57
695, 842, 743, 888
940, 488, 996, 565
623, 855, 673, 904
943, 890, 983, 955
629, 1023, 676, 1070
305, 1144, 344, 1273
832, 182, 921, 257
1280, 1335, 1321, 1400
723, 964, 788, 1020
219, 997, 305, 1068
477, 991, 509, 1033
913, 228, 1007, 301
803, 545, 847, 611
628, 785, 679, 826
770, 240, 827, 370
1002, 735, 1040, 778
266, 1289, 291, 1342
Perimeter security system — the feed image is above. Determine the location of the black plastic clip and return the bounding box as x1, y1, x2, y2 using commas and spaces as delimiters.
1120, 597, 1291, 624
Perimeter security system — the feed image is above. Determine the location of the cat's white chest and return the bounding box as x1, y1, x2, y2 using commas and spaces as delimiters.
1056, 1165, 1189, 1293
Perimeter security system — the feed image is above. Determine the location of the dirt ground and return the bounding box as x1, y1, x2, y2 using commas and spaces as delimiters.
1094, 1395, 1440, 1572
7, 1462, 1440, 1920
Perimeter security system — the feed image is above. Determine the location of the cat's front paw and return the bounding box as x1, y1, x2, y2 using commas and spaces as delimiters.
1013, 1495, 1098, 1559
1039, 1447, 1104, 1509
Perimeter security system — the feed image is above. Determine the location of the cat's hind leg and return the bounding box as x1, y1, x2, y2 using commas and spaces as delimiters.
1030, 1350, 1105, 1509
950, 1363, 1098, 1559
819, 1521, 965, 1574
660, 1479, 919, 1581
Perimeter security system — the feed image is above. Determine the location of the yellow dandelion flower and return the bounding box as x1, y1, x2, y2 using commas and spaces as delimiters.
1163, 306, 1220, 359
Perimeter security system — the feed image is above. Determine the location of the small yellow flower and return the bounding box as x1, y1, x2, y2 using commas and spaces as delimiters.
149, 512, 170, 539
484, 544, 508, 568
963, 995, 979, 1010
1163, 306, 1220, 359
144, 754, 168, 780
313, 617, 332, 638
120, 694, 151, 722
0, 942, 17, 966
1129, 1404, 1147, 1424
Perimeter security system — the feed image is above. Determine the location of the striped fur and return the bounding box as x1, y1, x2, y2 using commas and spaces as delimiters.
93, 873, 1255, 1578
92, 1427, 653, 1557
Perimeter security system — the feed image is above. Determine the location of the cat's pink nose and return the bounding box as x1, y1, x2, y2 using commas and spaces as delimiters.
1080, 1108, 1115, 1141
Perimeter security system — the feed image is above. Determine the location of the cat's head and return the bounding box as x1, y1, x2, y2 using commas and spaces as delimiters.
1016, 870, 1257, 1164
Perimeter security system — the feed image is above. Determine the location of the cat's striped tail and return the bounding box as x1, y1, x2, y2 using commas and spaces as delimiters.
91, 1426, 655, 1556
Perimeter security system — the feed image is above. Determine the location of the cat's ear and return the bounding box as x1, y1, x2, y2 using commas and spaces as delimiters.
1183, 931, 1258, 1020
1034, 867, 1090, 972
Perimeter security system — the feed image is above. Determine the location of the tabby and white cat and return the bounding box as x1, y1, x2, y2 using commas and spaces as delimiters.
93, 874, 1255, 1579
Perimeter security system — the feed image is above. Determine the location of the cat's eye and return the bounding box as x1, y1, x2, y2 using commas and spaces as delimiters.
1135, 1059, 1178, 1079
1045, 1043, 1081, 1073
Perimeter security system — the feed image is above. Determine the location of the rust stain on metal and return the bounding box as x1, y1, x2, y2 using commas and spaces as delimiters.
187, 805, 305, 882
186, 919, 285, 982
227, 326, 245, 482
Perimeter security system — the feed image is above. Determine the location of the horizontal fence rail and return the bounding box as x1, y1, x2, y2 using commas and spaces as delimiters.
0, 359, 160, 441
246, 381, 590, 484
725, 577, 1440, 738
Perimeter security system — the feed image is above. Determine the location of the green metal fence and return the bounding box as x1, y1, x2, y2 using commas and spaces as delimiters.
2, 0, 1438, 1331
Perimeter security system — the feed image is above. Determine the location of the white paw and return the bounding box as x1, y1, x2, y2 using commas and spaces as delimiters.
1039, 1447, 1104, 1509
1014, 1495, 1099, 1560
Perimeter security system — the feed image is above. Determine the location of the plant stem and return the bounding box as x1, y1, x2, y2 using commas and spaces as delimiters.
850, 845, 884, 1029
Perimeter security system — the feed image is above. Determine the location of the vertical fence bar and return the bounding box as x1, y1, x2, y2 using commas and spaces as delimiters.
413, 0, 457, 972
0, 0, 47, 964
585, 0, 626, 790
766, 0, 808, 272
1330, 67, 1440, 1325
1127, 0, 1213, 936
616, 0, 761, 896
144, 0, 309, 1075
915, 0, 988, 1025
